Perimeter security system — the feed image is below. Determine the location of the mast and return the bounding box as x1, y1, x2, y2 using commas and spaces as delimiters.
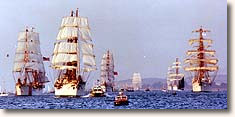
24, 28, 29, 84
184, 26, 218, 85
75, 9, 81, 76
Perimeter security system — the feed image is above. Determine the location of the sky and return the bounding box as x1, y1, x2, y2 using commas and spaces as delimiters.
0, 0, 227, 91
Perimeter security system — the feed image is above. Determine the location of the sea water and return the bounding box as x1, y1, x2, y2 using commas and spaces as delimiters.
0, 91, 227, 109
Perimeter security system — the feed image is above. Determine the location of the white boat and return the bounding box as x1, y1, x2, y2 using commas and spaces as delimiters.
13, 27, 49, 96
184, 27, 219, 92
52, 9, 97, 97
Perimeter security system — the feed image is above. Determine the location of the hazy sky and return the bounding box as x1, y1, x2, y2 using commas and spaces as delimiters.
0, 0, 227, 91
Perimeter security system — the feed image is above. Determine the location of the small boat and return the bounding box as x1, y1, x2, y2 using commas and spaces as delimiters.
0, 92, 8, 96
114, 91, 129, 106
90, 85, 105, 97
145, 88, 150, 91
125, 87, 134, 92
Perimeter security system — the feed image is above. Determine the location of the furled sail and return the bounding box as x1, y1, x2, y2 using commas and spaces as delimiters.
184, 66, 218, 71
189, 38, 213, 45
186, 50, 216, 56
184, 58, 218, 65
184, 27, 219, 89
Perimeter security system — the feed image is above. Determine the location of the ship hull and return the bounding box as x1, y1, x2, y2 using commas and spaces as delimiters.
90, 92, 105, 97
55, 82, 86, 97
15, 85, 32, 96
192, 82, 211, 92
32, 88, 43, 95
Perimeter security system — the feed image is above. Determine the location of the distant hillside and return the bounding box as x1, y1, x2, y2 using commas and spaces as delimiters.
116, 74, 227, 90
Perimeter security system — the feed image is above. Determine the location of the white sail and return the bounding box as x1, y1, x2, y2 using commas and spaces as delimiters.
56, 27, 78, 40
57, 17, 91, 41
81, 43, 96, 72
13, 31, 45, 73
132, 72, 142, 90
100, 51, 115, 89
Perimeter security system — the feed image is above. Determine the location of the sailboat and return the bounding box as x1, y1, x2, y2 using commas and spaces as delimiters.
167, 58, 184, 91
132, 72, 142, 91
13, 27, 49, 96
0, 80, 8, 96
100, 50, 117, 92
184, 27, 219, 92
52, 9, 97, 97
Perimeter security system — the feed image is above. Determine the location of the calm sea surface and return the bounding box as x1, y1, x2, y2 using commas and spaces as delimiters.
0, 91, 227, 109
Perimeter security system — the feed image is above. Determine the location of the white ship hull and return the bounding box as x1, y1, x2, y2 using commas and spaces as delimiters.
15, 85, 31, 96
55, 83, 86, 97
192, 82, 211, 92
0, 93, 8, 96
16, 85, 44, 95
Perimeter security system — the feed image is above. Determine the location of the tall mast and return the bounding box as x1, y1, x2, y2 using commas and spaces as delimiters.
175, 58, 179, 75
107, 50, 110, 81
75, 9, 81, 76
185, 26, 218, 85
24, 28, 29, 83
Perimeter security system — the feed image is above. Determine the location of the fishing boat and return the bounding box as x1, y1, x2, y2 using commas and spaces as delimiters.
100, 50, 118, 92
132, 72, 142, 91
184, 27, 219, 92
13, 27, 49, 96
167, 58, 184, 91
114, 91, 129, 106
52, 9, 97, 97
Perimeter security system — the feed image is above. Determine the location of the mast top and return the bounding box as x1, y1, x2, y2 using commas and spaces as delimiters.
76, 8, 79, 17
192, 26, 211, 36
25, 27, 29, 32
71, 8, 79, 17
71, 10, 74, 17
176, 58, 179, 62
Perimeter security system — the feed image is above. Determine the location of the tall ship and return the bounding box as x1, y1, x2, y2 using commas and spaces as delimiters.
167, 58, 184, 91
13, 27, 49, 95
100, 50, 117, 92
132, 72, 142, 91
52, 9, 97, 97
184, 27, 218, 92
